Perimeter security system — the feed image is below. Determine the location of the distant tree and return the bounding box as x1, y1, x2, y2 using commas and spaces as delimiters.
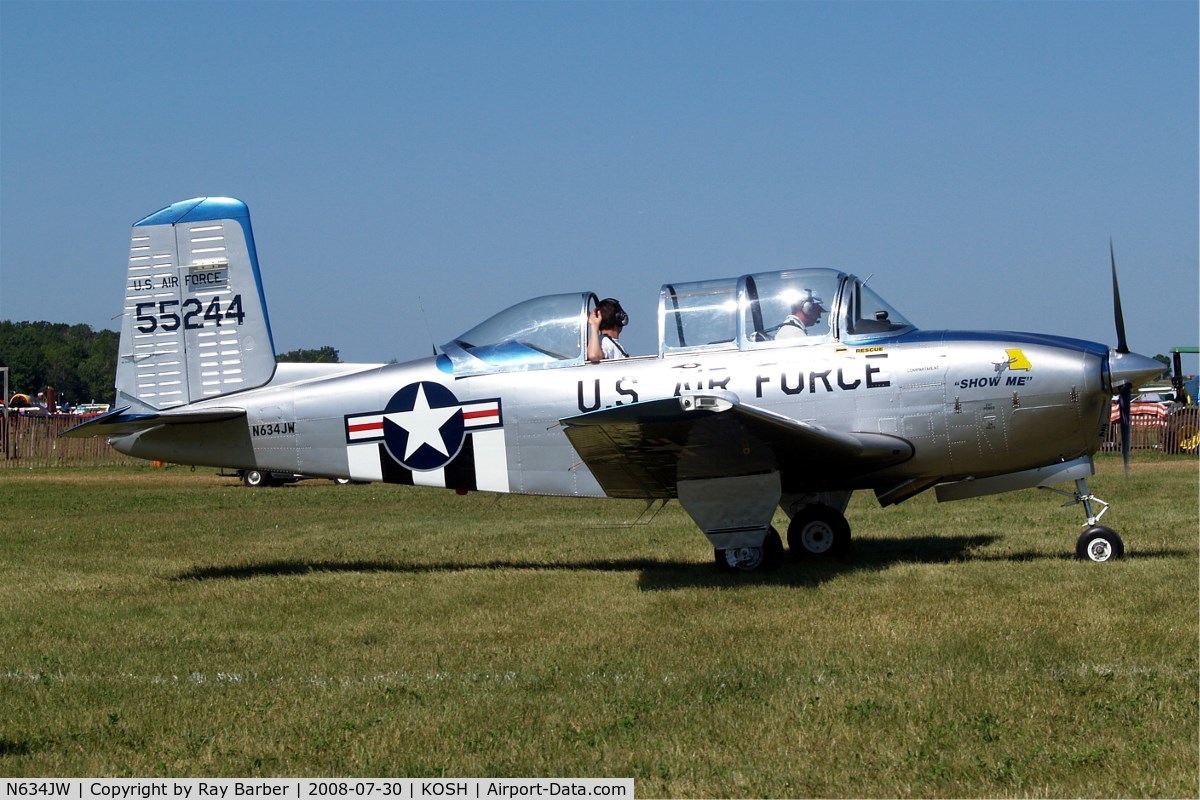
0, 321, 119, 405
0, 323, 346, 407
276, 346, 340, 363
78, 330, 119, 402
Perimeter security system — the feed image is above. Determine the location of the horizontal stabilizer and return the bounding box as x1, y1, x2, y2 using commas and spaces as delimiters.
61, 406, 246, 439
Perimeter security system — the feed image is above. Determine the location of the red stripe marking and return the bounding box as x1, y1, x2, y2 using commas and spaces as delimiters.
463, 409, 498, 420
348, 421, 384, 433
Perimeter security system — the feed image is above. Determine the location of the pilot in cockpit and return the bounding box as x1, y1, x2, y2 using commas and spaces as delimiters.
587, 297, 630, 362
775, 290, 825, 339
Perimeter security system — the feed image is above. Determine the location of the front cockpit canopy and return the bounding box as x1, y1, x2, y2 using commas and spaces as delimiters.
439, 269, 915, 376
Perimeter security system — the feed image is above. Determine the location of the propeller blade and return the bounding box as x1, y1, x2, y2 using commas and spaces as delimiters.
1118, 382, 1132, 476
1111, 240, 1129, 355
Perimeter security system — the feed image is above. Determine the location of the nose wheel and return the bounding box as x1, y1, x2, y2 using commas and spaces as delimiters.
1077, 526, 1125, 562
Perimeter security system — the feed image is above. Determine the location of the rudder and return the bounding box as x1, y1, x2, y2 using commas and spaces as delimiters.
116, 197, 275, 411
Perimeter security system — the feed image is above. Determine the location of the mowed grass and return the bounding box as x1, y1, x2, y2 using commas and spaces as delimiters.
1, 455, 1196, 796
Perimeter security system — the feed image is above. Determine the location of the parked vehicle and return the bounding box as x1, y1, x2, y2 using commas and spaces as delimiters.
222, 469, 357, 487
1106, 347, 1199, 454
1165, 347, 1199, 454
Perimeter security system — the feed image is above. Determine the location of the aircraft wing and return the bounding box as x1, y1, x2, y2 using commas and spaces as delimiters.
61, 406, 247, 438
561, 392, 913, 498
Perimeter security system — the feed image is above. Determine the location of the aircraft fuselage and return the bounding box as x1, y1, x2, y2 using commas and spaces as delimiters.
112, 329, 1110, 500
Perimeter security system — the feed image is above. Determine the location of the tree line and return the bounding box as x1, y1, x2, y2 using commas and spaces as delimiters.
1, 321, 338, 408
1, 322, 119, 406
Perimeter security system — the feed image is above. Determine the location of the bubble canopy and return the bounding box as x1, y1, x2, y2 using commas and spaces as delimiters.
440, 270, 914, 375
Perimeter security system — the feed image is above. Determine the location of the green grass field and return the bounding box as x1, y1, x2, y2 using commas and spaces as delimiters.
2, 454, 1196, 796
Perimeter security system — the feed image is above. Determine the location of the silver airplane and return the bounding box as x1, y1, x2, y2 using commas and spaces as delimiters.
66, 197, 1165, 571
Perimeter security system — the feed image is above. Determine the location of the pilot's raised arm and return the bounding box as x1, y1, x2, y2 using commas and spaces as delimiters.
776, 289, 825, 340
587, 297, 630, 362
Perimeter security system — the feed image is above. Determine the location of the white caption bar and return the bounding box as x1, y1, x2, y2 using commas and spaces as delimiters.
2, 779, 634, 800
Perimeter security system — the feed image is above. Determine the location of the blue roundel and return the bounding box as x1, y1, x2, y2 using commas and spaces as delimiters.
380, 382, 465, 471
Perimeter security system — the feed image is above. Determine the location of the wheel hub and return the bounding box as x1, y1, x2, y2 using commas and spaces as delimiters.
1086, 539, 1114, 562
801, 522, 834, 554
724, 546, 764, 571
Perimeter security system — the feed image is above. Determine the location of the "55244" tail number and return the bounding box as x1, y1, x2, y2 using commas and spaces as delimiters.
135, 295, 246, 333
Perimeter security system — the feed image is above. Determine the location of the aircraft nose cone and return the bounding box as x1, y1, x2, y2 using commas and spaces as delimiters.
1109, 350, 1165, 390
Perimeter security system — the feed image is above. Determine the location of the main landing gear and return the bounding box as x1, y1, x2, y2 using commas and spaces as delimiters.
708, 473, 1132, 570
1044, 476, 1125, 563
713, 503, 854, 572
786, 503, 852, 558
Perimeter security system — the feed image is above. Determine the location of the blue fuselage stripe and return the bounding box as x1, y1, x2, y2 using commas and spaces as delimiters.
859, 329, 1110, 358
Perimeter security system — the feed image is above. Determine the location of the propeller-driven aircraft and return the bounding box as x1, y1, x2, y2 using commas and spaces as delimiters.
66, 198, 1165, 570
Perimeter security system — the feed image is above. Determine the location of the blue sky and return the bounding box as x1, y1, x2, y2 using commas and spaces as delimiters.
2, 1, 1196, 369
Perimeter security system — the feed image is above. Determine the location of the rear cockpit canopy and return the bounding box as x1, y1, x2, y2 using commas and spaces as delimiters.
439, 269, 915, 376
659, 268, 914, 355
440, 292, 591, 377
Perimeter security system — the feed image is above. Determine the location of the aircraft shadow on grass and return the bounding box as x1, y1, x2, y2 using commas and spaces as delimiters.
0, 738, 34, 757
168, 535, 1191, 591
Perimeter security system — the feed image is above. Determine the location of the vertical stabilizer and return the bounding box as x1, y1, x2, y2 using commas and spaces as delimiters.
116, 198, 275, 411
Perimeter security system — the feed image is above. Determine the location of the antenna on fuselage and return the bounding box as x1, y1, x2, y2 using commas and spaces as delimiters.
418, 295, 437, 357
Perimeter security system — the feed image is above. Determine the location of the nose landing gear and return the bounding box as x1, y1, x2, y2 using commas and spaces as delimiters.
1042, 476, 1125, 562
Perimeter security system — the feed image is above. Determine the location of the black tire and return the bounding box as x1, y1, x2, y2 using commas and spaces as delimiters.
242, 469, 273, 488
760, 528, 784, 571
787, 504, 851, 557
714, 547, 734, 572
714, 528, 784, 572
1076, 526, 1125, 562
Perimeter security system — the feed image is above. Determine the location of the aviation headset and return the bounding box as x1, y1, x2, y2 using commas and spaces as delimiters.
592, 295, 629, 329
796, 289, 824, 317
605, 298, 629, 328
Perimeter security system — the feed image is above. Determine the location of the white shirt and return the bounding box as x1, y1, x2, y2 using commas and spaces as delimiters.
775, 315, 809, 339
601, 334, 628, 359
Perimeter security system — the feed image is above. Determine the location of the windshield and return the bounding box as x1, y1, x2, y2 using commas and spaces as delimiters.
842, 279, 914, 338
440, 292, 589, 376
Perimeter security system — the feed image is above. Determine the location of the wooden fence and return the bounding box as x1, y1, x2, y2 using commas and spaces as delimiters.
0, 413, 140, 468
1104, 406, 1200, 455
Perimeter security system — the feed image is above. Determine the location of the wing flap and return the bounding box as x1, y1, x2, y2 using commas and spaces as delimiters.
562, 393, 913, 498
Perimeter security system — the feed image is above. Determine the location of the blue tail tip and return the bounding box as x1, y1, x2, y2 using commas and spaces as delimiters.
135, 197, 248, 227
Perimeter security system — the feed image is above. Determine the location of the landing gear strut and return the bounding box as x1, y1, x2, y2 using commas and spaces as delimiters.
1043, 477, 1125, 562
